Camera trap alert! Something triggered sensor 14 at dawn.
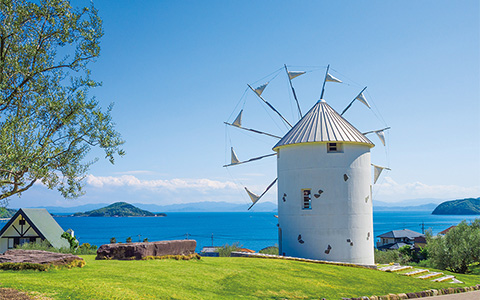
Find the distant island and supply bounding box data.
[0,208,16,218]
[432,197,480,215]
[72,202,166,217]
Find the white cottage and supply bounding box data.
[0,208,69,253]
[273,99,375,265]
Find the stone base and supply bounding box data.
[96,240,196,260]
[0,249,83,266]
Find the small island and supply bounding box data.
[72,202,166,217]
[432,197,480,215]
[0,208,17,218]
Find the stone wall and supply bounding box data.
[96,240,196,260]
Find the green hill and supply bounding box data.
[432,197,480,215]
[0,207,16,218]
[73,202,166,217]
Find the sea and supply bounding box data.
[53,212,479,252]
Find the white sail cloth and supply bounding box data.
[230,147,240,165]
[326,73,342,83]
[288,71,306,80]
[254,82,269,96]
[372,164,390,184]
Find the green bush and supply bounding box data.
[15,240,70,253]
[61,231,79,250]
[217,242,241,257]
[0,262,49,271]
[14,238,97,255]
[259,246,279,255]
[426,219,480,273]
[374,249,401,264]
[77,243,98,255]
[110,237,117,244]
[126,237,132,243]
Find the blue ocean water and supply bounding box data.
[54,212,479,252]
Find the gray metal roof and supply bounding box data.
[377,229,424,239]
[273,99,374,150]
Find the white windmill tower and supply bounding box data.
[224,65,390,265]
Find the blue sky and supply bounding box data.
[11,0,480,208]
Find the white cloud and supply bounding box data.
[85,174,237,191]
[374,177,480,202]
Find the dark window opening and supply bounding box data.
[302,189,311,209]
[327,142,343,153]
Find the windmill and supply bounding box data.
[224,65,390,265]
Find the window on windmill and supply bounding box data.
[327,142,343,153]
[302,189,312,209]
[19,219,26,225]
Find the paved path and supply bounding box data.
[421,290,480,300]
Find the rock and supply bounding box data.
[0,249,83,266]
[397,293,408,299]
[96,240,196,260]
[405,293,417,298]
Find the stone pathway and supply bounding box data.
[378,264,463,284]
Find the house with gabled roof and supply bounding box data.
[376,229,424,250]
[0,208,69,253]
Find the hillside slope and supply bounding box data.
[73,202,165,217]
[432,198,480,215]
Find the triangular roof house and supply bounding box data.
[273,99,373,150]
[0,208,69,253]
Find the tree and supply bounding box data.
[426,219,480,273]
[0,0,124,203]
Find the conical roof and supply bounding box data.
[273,99,374,150]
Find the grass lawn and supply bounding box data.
[0,255,478,299]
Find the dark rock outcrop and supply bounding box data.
[96,240,196,260]
[0,249,83,265]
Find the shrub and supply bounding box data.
[217,242,241,257]
[126,237,132,243]
[77,243,98,255]
[15,240,70,253]
[374,249,401,264]
[110,237,117,244]
[426,219,480,273]
[61,231,79,250]
[0,262,49,271]
[143,238,149,242]
[259,246,279,255]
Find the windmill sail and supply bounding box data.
[254,82,269,96]
[363,127,390,146]
[355,92,371,108]
[288,71,306,80]
[231,147,240,165]
[372,164,391,184]
[245,187,260,204]
[375,130,386,146]
[246,178,278,210]
[325,73,342,83]
[223,153,277,167]
[232,110,243,127]
[341,87,368,116]
[224,121,282,139]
